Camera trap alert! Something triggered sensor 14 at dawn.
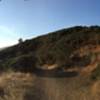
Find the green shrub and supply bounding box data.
[4,54,37,72]
[91,64,100,80]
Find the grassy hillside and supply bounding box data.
[0,26,100,72]
[0,26,100,100]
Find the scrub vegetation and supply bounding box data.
[0,26,100,100]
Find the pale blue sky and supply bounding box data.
[0,0,100,47]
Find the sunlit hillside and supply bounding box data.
[0,26,100,100]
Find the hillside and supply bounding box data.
[0,26,100,72]
[0,26,100,100]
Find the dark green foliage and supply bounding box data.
[71,54,91,67]
[91,64,100,80]
[4,54,37,72]
[0,26,100,72]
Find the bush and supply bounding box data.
[91,64,100,80]
[4,54,37,72]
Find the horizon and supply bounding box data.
[0,0,100,47]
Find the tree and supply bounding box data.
[18,38,23,44]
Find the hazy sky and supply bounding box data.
[0,0,100,47]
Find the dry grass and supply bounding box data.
[0,71,99,100]
[0,72,36,100]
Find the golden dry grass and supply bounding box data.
[0,72,35,100]
[0,71,99,100]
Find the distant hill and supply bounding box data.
[0,26,100,78]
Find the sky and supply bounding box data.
[0,0,100,47]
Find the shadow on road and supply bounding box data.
[33,68,79,78]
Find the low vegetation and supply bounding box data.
[91,64,100,80]
[0,26,99,100]
[0,26,100,72]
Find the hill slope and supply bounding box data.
[0,26,100,73]
[0,26,100,100]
